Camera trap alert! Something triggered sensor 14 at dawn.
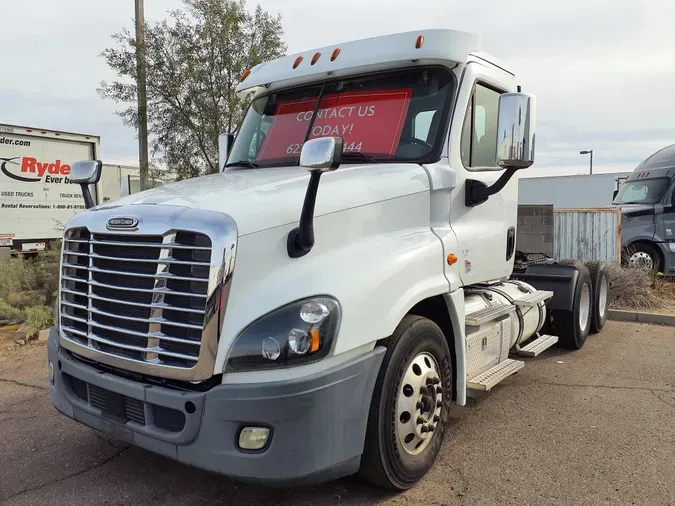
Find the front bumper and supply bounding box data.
[48,328,385,485]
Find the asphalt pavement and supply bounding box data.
[1,320,673,505]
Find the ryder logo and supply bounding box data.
[1,156,72,183]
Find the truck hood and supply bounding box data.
[97,164,430,236]
[618,203,655,218]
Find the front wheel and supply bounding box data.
[624,243,661,274]
[359,315,452,490]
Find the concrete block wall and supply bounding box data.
[517,205,554,256]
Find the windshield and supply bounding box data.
[613,177,671,205]
[227,67,454,168]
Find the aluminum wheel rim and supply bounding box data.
[598,276,609,319]
[629,251,653,270]
[579,283,591,332]
[395,352,443,456]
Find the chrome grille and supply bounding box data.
[60,227,212,370]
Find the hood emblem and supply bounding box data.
[107,217,139,230]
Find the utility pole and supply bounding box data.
[135,0,149,190]
[580,149,593,175]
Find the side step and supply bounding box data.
[516,334,559,357]
[467,359,524,391]
[513,290,553,307]
[465,304,515,327]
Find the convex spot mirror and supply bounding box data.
[495,93,536,170]
[70,160,103,184]
[299,137,343,173]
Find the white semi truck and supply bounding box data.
[47,29,611,489]
[0,124,140,255]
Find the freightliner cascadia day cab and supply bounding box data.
[612,143,675,275]
[48,30,611,489]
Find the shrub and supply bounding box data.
[0,299,25,322]
[604,261,666,309]
[24,305,53,338]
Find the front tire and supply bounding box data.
[359,315,452,490]
[624,243,661,274]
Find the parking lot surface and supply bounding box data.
[1,320,673,505]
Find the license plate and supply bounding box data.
[21,242,46,252]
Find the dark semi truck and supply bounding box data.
[613,143,675,274]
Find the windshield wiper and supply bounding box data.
[224,160,260,169]
[341,152,380,163]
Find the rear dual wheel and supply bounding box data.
[359,315,452,490]
[585,260,610,334]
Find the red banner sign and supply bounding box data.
[257,88,413,161]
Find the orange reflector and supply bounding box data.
[293,56,303,69]
[240,68,251,82]
[309,328,320,353]
[415,35,424,49]
[447,253,458,265]
[330,48,341,61]
[311,52,321,65]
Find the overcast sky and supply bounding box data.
[1,0,673,177]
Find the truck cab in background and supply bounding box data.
[48,29,610,489]
[613,143,675,275]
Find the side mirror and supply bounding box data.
[70,160,102,209]
[465,92,536,207]
[219,133,235,170]
[288,136,344,258]
[299,137,343,172]
[496,93,536,169]
[70,160,102,184]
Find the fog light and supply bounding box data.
[238,427,270,450]
[48,361,55,384]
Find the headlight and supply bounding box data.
[225,297,340,372]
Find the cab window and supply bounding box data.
[461,83,502,168]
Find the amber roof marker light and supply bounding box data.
[311,52,321,65]
[330,48,341,61]
[415,35,425,49]
[240,68,251,82]
[293,56,304,69]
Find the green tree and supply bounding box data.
[99,0,286,179]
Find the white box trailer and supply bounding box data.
[0,123,99,253]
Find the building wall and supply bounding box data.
[517,205,553,256]
[518,172,631,209]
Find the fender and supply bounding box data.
[215,191,452,374]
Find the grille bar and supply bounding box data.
[61,301,203,331]
[90,252,209,266]
[86,292,205,315]
[88,239,210,250]
[62,275,208,298]
[88,320,201,346]
[87,331,199,361]
[60,227,213,371]
[64,263,208,282]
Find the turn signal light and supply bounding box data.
[309,328,320,352]
[293,56,303,69]
[330,48,341,61]
[447,253,458,265]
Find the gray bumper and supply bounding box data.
[47,328,385,485]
